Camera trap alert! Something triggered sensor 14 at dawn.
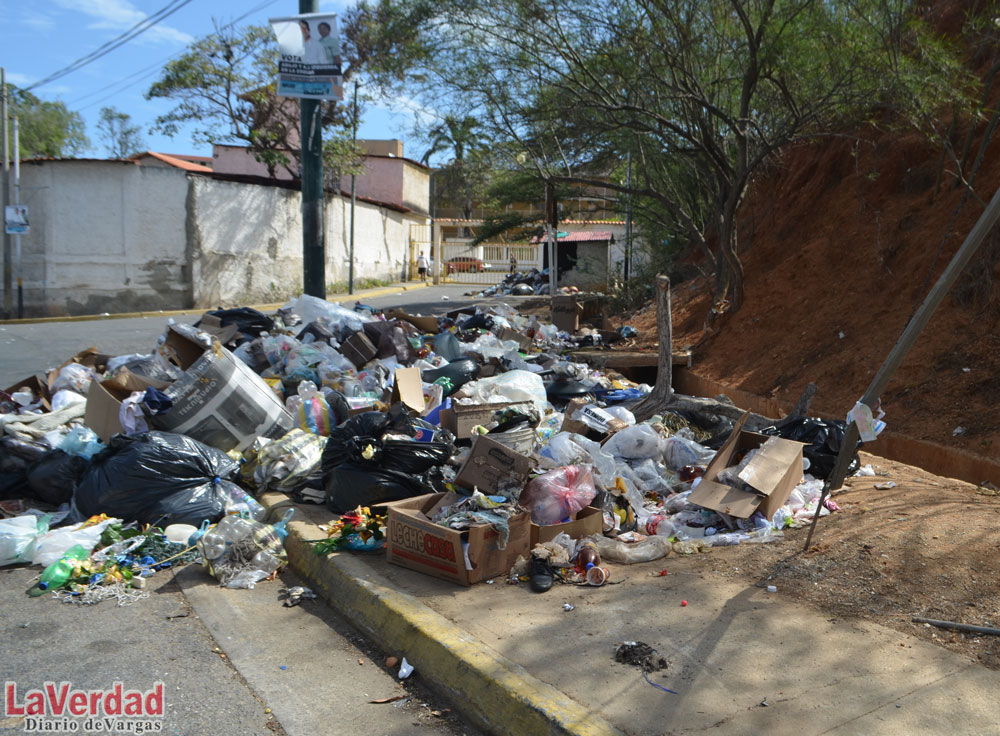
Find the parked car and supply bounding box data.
[446,256,487,273]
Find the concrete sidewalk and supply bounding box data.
[0,280,431,325]
[258,492,997,736]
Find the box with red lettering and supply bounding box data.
[385,492,530,586]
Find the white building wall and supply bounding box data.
[11,161,189,316]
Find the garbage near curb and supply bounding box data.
[3,290,859,604]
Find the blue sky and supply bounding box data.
[0,0,435,160]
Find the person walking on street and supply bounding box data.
[417,251,429,281]
[509,254,518,274]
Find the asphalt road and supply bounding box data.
[0,284,534,386]
[0,284,507,735]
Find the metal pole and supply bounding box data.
[624,150,632,282]
[546,181,557,295]
[803,181,1000,551]
[299,0,326,299]
[2,68,11,318]
[348,80,357,295]
[13,115,21,318]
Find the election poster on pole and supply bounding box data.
[269,13,343,100]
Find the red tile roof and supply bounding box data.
[530,230,615,244]
[132,151,213,172]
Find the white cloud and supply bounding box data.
[54,0,193,45]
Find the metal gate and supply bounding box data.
[409,224,432,281]
[440,242,542,284]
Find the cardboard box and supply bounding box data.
[530,505,604,546]
[341,331,378,369]
[689,412,805,519]
[391,366,426,413]
[550,295,582,334]
[497,327,533,352]
[386,492,530,585]
[385,309,439,334]
[152,325,294,452]
[84,369,171,442]
[439,400,532,439]
[454,435,534,494]
[4,375,53,411]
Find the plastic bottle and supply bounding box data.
[38,544,89,591]
[575,539,601,570]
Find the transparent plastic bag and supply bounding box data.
[50,389,88,412]
[662,433,716,470]
[519,465,597,525]
[0,514,50,566]
[464,370,548,415]
[51,363,97,395]
[32,517,118,567]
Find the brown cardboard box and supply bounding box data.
[385,309,439,334]
[84,370,171,442]
[688,412,805,519]
[4,375,53,411]
[439,400,532,439]
[497,327,533,352]
[385,492,530,585]
[454,435,534,494]
[530,505,604,546]
[391,366,426,413]
[551,295,583,334]
[341,331,378,369]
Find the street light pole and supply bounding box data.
[299,0,326,299]
[2,67,11,318]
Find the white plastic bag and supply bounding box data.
[662,433,716,470]
[50,389,88,413]
[464,370,548,416]
[0,515,50,566]
[32,517,118,567]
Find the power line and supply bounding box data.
[26,0,197,92]
[69,0,283,110]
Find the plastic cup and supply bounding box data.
[586,566,610,586]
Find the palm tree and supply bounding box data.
[421,115,488,220]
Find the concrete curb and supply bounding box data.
[0,281,432,325]
[258,492,624,736]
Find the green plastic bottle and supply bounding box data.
[38,544,89,591]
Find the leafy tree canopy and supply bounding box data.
[7,86,89,158]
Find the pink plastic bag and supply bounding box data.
[519,465,597,525]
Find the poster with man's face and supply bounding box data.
[4,206,28,235]
[269,12,343,100]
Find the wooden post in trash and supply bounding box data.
[632,275,673,420]
[803,182,1000,551]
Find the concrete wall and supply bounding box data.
[2,160,427,316]
[560,242,610,290]
[11,160,190,316]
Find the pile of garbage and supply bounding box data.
[1,292,862,598]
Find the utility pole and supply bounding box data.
[545,181,557,295]
[348,80,357,295]
[2,67,11,318]
[299,0,326,298]
[14,115,21,318]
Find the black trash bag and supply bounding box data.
[75,431,241,526]
[1,437,51,501]
[759,417,860,479]
[198,307,274,337]
[456,312,490,331]
[433,332,464,362]
[297,319,337,345]
[322,407,456,510]
[545,379,593,401]
[325,463,433,513]
[510,283,533,296]
[27,450,89,505]
[420,359,480,397]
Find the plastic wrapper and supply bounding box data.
[603,424,663,460]
[593,534,672,564]
[51,363,97,396]
[75,431,241,527]
[0,514,50,566]
[463,370,548,416]
[246,429,326,494]
[519,465,597,526]
[288,295,374,338]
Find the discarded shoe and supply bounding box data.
[529,554,554,593]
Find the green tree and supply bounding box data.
[348,0,976,326]
[146,23,354,178]
[97,106,146,158]
[421,115,491,219]
[7,86,88,158]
